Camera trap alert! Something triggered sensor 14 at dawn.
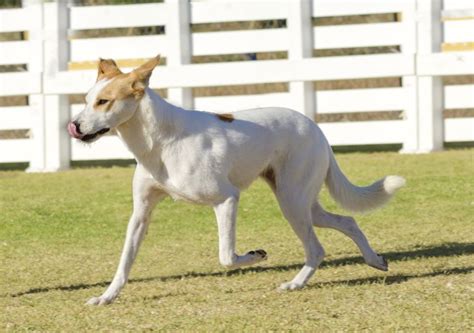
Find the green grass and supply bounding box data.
[1,150,473,331]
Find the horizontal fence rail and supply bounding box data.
[45,54,416,93]
[0,0,473,171]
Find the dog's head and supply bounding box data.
[67,55,160,142]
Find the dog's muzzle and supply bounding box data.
[67,121,110,142]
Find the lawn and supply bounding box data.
[0,149,473,331]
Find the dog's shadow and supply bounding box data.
[6,242,474,298]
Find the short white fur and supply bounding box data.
[70,58,405,305]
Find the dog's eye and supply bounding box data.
[97,99,109,106]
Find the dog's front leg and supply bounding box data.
[87,167,164,305]
[214,194,267,269]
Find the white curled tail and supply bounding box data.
[325,151,405,213]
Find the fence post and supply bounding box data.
[287,0,315,120]
[416,0,444,152]
[166,0,193,109]
[399,0,419,153]
[42,1,71,171]
[22,0,46,172]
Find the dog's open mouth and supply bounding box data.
[67,122,110,142]
[81,128,110,142]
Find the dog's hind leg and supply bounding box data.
[276,190,325,291]
[311,202,388,271]
[213,187,267,269]
[87,165,166,305]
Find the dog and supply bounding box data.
[68,56,405,305]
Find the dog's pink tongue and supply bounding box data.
[67,122,82,139]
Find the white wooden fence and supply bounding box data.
[0,0,473,171]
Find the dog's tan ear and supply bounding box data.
[133,55,161,86]
[131,55,161,98]
[97,58,122,81]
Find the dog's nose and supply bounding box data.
[72,121,82,135]
[67,121,84,139]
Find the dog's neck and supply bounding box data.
[116,88,185,160]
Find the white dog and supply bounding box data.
[68,56,405,305]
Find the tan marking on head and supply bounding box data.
[216,113,235,122]
[260,166,276,191]
[97,58,123,82]
[94,73,141,111]
[93,55,161,111]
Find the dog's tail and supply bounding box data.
[324,150,405,213]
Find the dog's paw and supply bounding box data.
[246,249,268,260]
[278,281,305,291]
[86,296,114,306]
[367,254,388,272]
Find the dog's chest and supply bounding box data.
[145,162,224,205]
[157,179,221,205]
